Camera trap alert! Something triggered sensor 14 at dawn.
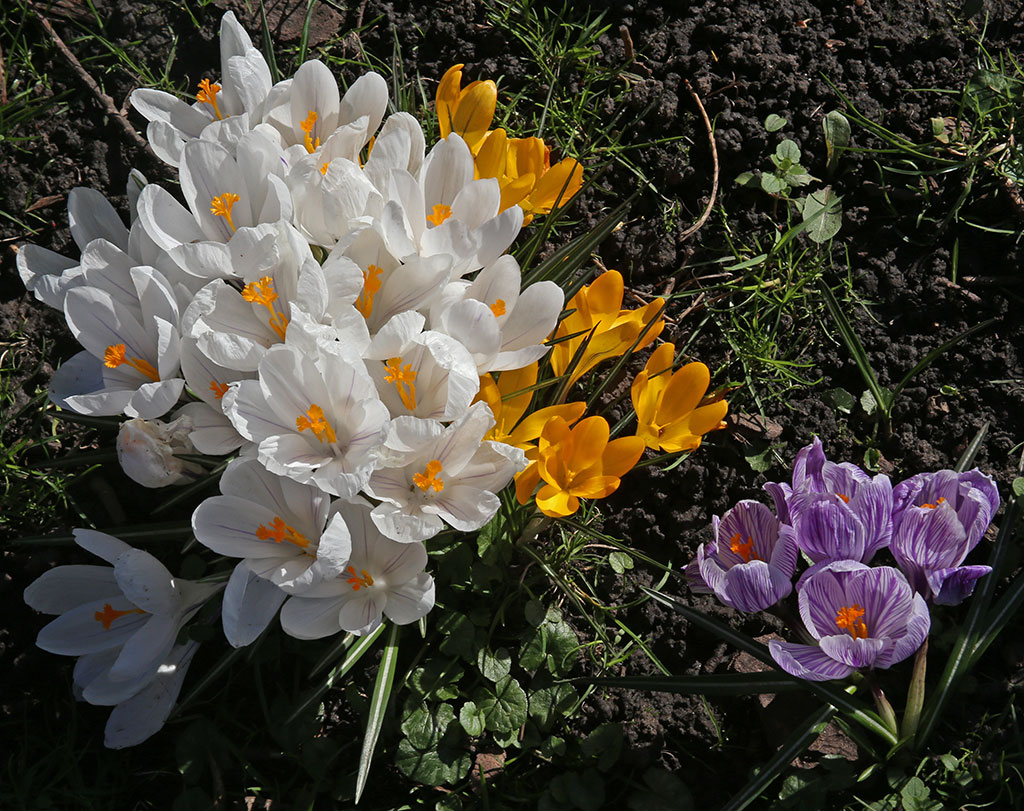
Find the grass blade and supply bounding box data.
[355,622,400,804]
[288,627,385,724]
[955,421,989,471]
[820,284,890,419]
[721,704,835,811]
[587,672,805,696]
[891,318,997,401]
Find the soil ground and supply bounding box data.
[3,0,1024,808]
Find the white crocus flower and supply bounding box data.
[223,343,389,498]
[364,311,478,421]
[187,222,326,372]
[129,12,272,166]
[103,640,200,749]
[24,529,216,707]
[117,414,204,487]
[280,499,434,638]
[365,402,525,543]
[262,60,387,160]
[191,457,352,646]
[50,266,185,419]
[327,226,452,336]
[287,153,383,248]
[431,254,564,373]
[361,112,426,195]
[176,335,252,455]
[381,134,523,276]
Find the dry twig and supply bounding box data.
[31,6,154,158]
[679,79,719,243]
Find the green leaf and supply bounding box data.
[355,623,400,803]
[930,117,950,144]
[408,657,464,700]
[529,680,578,730]
[628,768,694,811]
[761,173,788,195]
[525,599,547,627]
[776,138,801,163]
[901,777,942,811]
[394,727,472,786]
[459,700,486,736]
[477,646,512,682]
[735,171,760,188]
[765,113,787,132]
[743,439,775,473]
[473,676,528,733]
[823,110,851,171]
[542,770,606,811]
[580,723,623,770]
[1013,478,1024,498]
[401,702,455,749]
[802,187,843,243]
[609,551,634,574]
[438,612,477,662]
[288,626,384,724]
[825,387,856,415]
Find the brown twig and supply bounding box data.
[31,6,154,159]
[679,79,719,243]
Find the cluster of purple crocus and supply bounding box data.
[687,438,1001,681]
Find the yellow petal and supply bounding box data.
[536,485,579,517]
[601,435,645,478]
[566,417,610,471]
[508,401,586,447]
[659,362,711,423]
[569,474,621,500]
[528,157,583,213]
[474,373,503,422]
[586,270,625,319]
[475,129,507,180]
[515,459,541,505]
[508,137,547,178]
[645,343,676,378]
[499,173,535,212]
[453,80,497,152]
[436,64,464,140]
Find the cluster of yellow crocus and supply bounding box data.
[437,64,584,224]
[483,270,726,519]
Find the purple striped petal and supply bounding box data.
[769,523,799,578]
[792,437,827,493]
[798,563,860,639]
[931,565,992,606]
[715,500,779,566]
[762,481,793,524]
[891,502,968,573]
[819,634,890,669]
[879,593,930,667]
[684,557,712,594]
[789,494,866,563]
[720,560,791,613]
[846,566,912,640]
[768,639,855,681]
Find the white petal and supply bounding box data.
[222,564,287,647]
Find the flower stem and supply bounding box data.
[869,675,899,738]
[900,636,929,746]
[515,513,550,546]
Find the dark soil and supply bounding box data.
[3,0,1024,808]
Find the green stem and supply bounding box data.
[869,675,899,738]
[901,636,929,746]
[516,513,551,546]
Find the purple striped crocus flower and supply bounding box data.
[693,500,798,612]
[769,561,930,681]
[890,469,999,605]
[765,437,893,566]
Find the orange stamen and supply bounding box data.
[103,343,159,382]
[209,380,230,400]
[490,298,507,317]
[346,565,375,591]
[300,110,320,153]
[196,78,223,120]
[255,516,311,549]
[94,602,145,630]
[413,459,445,493]
[728,531,759,562]
[384,357,418,411]
[921,497,947,509]
[295,404,338,444]
[241,276,289,341]
[835,604,869,639]
[426,203,453,227]
[836,493,850,503]
[355,264,384,318]
[210,192,241,232]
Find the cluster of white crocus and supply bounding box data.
[20,12,566,747]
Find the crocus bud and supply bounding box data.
[117,414,203,488]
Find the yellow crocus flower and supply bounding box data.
[514,415,645,518]
[475,364,586,450]
[550,270,665,388]
[631,343,729,454]
[437,63,498,153]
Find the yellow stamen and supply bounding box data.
[295,404,338,444]
[103,343,159,382]
[490,298,507,317]
[196,78,223,120]
[835,604,869,639]
[210,192,241,232]
[384,356,418,411]
[426,203,453,227]
[355,264,384,318]
[320,161,330,176]
[921,497,947,509]
[300,109,320,153]
[209,380,230,400]
[94,602,145,630]
[728,532,759,562]
[241,276,289,341]
[255,515,311,549]
[413,459,445,493]
[346,565,375,591]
